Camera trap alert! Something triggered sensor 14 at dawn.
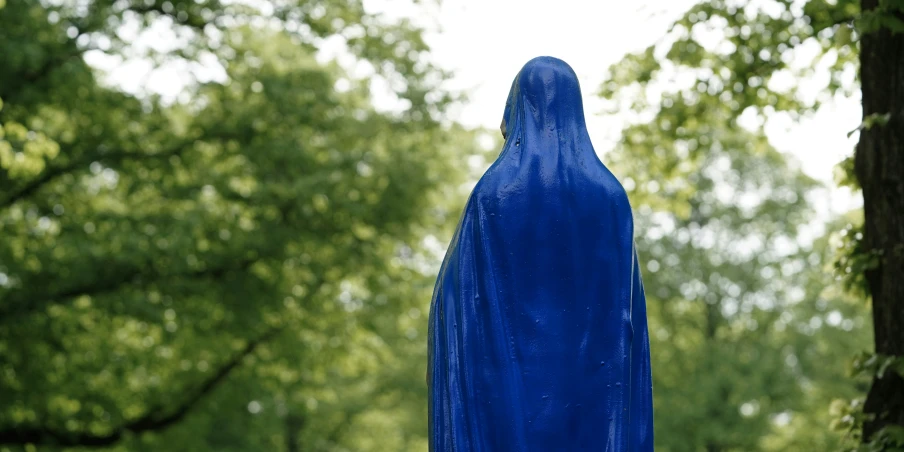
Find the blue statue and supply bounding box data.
[427,57,654,451]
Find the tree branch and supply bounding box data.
[0,327,281,447]
[0,43,95,103]
[0,256,258,320]
[1,123,254,210]
[0,140,196,210]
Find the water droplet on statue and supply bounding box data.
[600,361,605,366]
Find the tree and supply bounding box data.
[0,0,484,450]
[598,0,876,449]
[854,0,904,443]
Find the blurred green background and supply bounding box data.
[0,0,877,450]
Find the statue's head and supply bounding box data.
[500,57,587,142]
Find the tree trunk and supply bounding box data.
[856,0,904,442]
[285,413,304,452]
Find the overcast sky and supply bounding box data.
[403,0,862,225]
[91,0,862,225]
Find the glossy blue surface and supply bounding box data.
[427,57,654,451]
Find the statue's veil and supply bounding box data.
[427,56,654,451]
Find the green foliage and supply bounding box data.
[830,397,870,442]
[848,113,892,138]
[861,426,904,452]
[835,155,860,189]
[831,352,904,451]
[852,353,904,381]
[831,219,878,297]
[600,0,872,449]
[1,0,885,450]
[831,398,904,452]
[0,0,488,450]
[826,319,904,445]
[858,0,904,34]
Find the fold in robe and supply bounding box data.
[427,57,654,451]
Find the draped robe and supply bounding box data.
[427,56,654,451]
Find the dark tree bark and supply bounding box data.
[285,413,304,452]
[856,0,904,442]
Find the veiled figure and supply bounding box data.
[427,57,654,451]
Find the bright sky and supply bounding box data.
[401,0,862,229]
[92,0,863,229]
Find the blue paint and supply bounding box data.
[427,57,654,451]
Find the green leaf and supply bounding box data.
[848,113,892,138]
[858,10,885,34]
[880,0,904,12]
[881,14,904,33]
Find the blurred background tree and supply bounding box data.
[600,0,900,450]
[1,0,898,450]
[0,0,489,450]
